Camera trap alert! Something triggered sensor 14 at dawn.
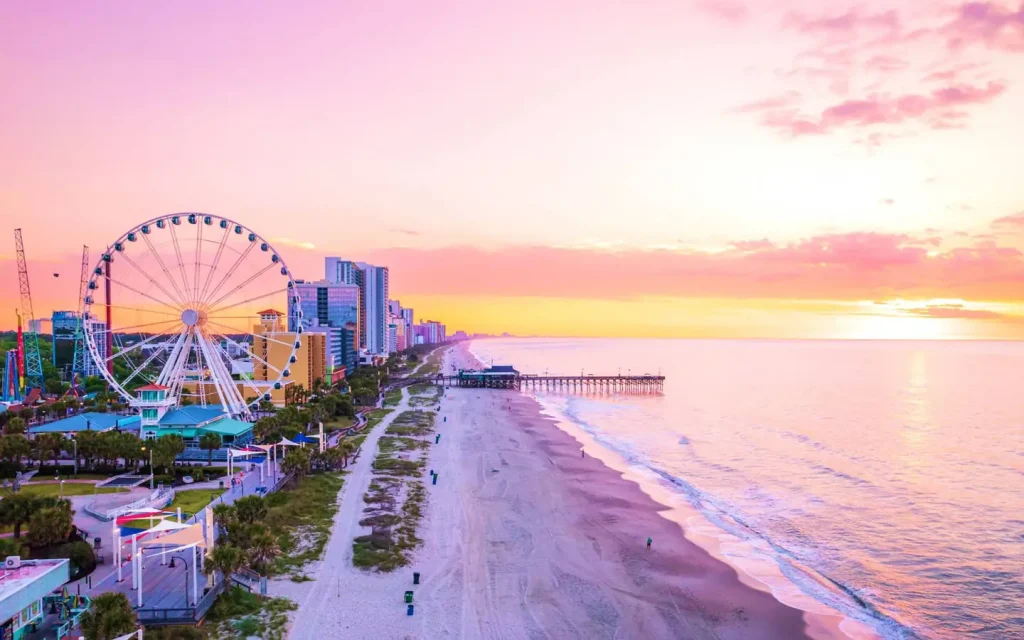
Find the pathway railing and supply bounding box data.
[85,486,175,521]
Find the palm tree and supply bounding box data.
[337,440,356,468]
[0,494,38,539]
[246,524,280,573]
[199,433,223,466]
[205,545,245,587]
[27,502,73,548]
[79,592,136,640]
[281,447,311,479]
[233,495,268,525]
[38,433,65,469]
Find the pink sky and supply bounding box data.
[1,0,1023,338]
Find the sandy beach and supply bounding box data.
[285,343,824,639]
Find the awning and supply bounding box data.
[292,434,318,444]
[277,437,300,447]
[227,448,263,458]
[140,522,207,549]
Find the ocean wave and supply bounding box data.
[539,396,913,640]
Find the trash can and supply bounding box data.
[404,591,414,604]
[413,572,420,585]
[219,480,224,489]
[432,474,438,486]
[407,604,414,616]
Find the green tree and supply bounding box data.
[205,545,245,586]
[199,433,223,466]
[150,435,185,474]
[79,592,136,640]
[5,417,26,435]
[0,537,24,559]
[27,502,73,548]
[0,434,31,466]
[281,447,311,479]
[246,524,280,573]
[0,493,38,539]
[233,495,268,525]
[37,433,66,468]
[337,440,356,468]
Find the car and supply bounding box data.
[182,476,194,484]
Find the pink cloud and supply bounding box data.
[696,0,748,23]
[923,61,986,82]
[365,232,1024,302]
[784,9,901,35]
[881,198,896,205]
[865,55,908,72]
[993,211,1024,227]
[760,81,1005,137]
[943,2,1024,52]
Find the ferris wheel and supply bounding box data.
[82,213,303,420]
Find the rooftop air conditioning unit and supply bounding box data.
[5,556,21,569]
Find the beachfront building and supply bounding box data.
[325,258,390,355]
[0,559,72,640]
[145,404,254,461]
[413,320,447,345]
[340,322,359,374]
[252,310,327,405]
[355,263,390,355]
[288,279,360,382]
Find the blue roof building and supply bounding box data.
[28,412,140,435]
[140,403,255,462]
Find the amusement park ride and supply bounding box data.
[5,216,302,421]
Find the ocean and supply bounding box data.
[467,338,1024,640]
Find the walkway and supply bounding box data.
[287,385,414,638]
[74,456,283,612]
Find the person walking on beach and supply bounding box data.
[646,536,652,550]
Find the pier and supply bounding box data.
[435,366,664,394]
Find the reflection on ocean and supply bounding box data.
[470,338,1024,640]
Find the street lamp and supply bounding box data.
[168,555,191,606]
[141,445,154,490]
[72,436,78,476]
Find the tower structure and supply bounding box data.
[14,229,45,392]
[72,245,90,382]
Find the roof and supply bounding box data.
[0,560,70,621]
[28,412,140,434]
[200,418,253,438]
[486,365,519,374]
[135,384,169,391]
[155,428,198,439]
[258,309,284,316]
[159,405,228,427]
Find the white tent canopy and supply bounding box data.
[140,522,207,549]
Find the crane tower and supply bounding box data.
[14,229,45,392]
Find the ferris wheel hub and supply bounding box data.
[181,309,201,326]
